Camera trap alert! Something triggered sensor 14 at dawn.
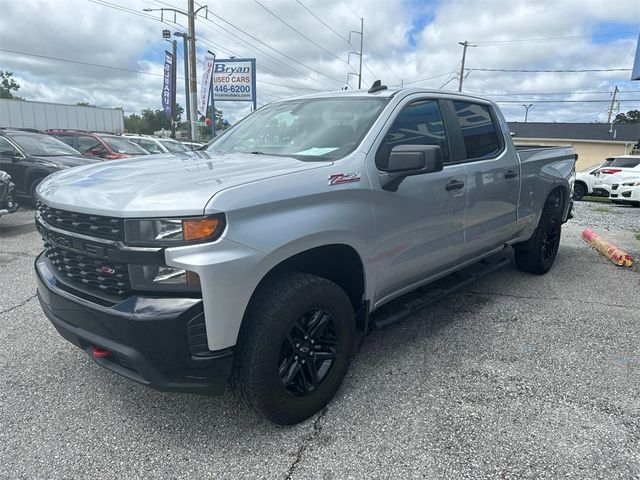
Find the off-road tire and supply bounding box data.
[514,195,563,274]
[231,272,355,425]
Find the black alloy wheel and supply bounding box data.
[278,309,339,397]
[541,221,559,262]
[573,183,586,201]
[232,272,355,425]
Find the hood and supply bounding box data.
[37,151,331,217]
[33,155,102,168]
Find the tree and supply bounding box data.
[0,70,20,99]
[123,103,184,135]
[76,101,96,107]
[613,110,640,123]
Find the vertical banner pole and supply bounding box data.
[252,58,257,111]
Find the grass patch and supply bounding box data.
[635,232,640,242]
[592,206,622,214]
[581,196,610,204]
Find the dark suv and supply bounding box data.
[0,128,99,203]
[48,130,149,159]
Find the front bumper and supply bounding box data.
[35,254,233,394]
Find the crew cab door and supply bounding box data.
[447,100,519,257]
[369,97,467,305]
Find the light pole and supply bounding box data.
[174,32,191,141]
[522,104,533,123]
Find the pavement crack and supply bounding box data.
[284,406,328,480]
[0,294,36,315]
[460,290,640,311]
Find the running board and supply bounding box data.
[370,254,511,330]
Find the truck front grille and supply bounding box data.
[37,201,125,241]
[44,243,131,296]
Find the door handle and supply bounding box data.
[504,170,518,179]
[445,179,465,191]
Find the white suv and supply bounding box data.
[573,161,611,200]
[593,156,640,198]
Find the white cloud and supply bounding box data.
[0,0,639,124]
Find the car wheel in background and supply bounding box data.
[573,182,586,201]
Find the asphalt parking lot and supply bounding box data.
[1,202,639,479]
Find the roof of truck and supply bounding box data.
[277,87,496,104]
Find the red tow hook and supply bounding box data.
[91,346,112,358]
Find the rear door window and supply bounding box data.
[610,158,640,168]
[376,99,449,169]
[452,101,502,160]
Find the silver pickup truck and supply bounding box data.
[34,85,576,425]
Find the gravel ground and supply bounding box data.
[1,204,639,479]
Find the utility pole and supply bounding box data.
[348,20,363,89]
[174,32,191,140]
[358,18,363,89]
[187,0,199,141]
[522,104,533,123]
[458,41,475,92]
[606,86,619,124]
[143,2,208,141]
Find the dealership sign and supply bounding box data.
[212,58,256,108]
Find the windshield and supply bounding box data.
[205,97,388,160]
[102,136,149,155]
[159,139,189,153]
[610,158,640,168]
[11,134,81,156]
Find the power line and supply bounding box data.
[199,14,342,87]
[472,90,640,96]
[295,0,350,44]
[469,67,632,73]
[253,0,349,64]
[496,99,640,104]
[0,47,164,78]
[473,31,640,46]
[401,71,459,85]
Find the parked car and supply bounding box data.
[0,170,19,217]
[593,156,640,197]
[573,159,613,200]
[34,87,576,425]
[124,135,190,154]
[181,141,205,150]
[48,130,149,159]
[0,128,99,202]
[611,178,640,207]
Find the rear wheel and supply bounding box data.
[573,182,586,201]
[232,272,355,425]
[515,194,563,274]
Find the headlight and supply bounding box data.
[128,264,201,292]
[622,180,640,187]
[124,215,225,246]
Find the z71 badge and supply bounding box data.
[328,172,361,186]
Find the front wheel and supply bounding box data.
[573,182,586,201]
[232,273,355,425]
[28,176,46,205]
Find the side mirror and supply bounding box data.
[379,145,443,191]
[0,150,20,160]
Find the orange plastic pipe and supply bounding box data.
[581,229,633,267]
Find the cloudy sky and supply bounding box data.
[1,0,639,124]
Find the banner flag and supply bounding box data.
[199,53,215,114]
[162,51,173,117]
